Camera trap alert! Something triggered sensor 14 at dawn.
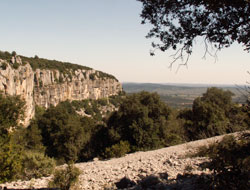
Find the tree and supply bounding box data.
[0,93,25,136]
[179,87,249,140]
[194,133,250,190]
[104,92,173,154]
[0,135,24,183]
[37,102,90,163]
[137,0,250,61]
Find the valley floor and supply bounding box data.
[1,132,243,190]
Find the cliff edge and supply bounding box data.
[0,52,122,126]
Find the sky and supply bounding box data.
[0,0,249,85]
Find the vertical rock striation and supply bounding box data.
[0,56,122,126]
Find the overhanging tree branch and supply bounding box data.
[138,0,250,64]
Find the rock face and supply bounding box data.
[0,57,34,125]
[0,56,122,126]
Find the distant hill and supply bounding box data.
[122,83,246,108]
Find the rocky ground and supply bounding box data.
[1,133,241,190]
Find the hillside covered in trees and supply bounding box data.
[0,87,249,188]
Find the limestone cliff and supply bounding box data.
[0,55,122,126]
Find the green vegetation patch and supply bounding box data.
[0,51,12,62]
[191,133,250,190]
[48,163,80,190]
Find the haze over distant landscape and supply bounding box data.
[0,0,249,85]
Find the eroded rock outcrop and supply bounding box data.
[0,56,122,126]
[0,57,34,125]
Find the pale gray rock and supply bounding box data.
[0,58,122,126]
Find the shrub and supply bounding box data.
[48,164,80,190]
[103,141,130,158]
[20,151,55,180]
[97,98,108,106]
[12,62,19,69]
[11,51,16,56]
[0,62,7,70]
[193,132,250,190]
[0,137,23,183]
[89,73,95,80]
[0,51,12,61]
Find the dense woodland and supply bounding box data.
[0,87,249,188]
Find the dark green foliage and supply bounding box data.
[20,55,91,72]
[0,136,23,183]
[20,151,55,180]
[11,51,16,56]
[98,71,118,81]
[0,51,12,61]
[12,62,19,69]
[33,97,125,162]
[103,91,180,157]
[0,62,7,70]
[38,102,89,163]
[71,99,91,112]
[24,123,45,152]
[0,93,25,135]
[97,98,108,106]
[48,164,80,190]
[89,73,95,80]
[79,124,109,161]
[109,94,124,107]
[179,87,247,140]
[193,133,250,190]
[58,75,64,83]
[103,141,130,158]
[138,0,250,56]
[227,104,250,132]
[0,94,54,183]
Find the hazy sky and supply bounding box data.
[0,0,249,85]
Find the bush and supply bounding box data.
[103,141,130,158]
[0,62,7,70]
[97,98,108,106]
[12,62,19,69]
[89,73,95,80]
[48,164,80,190]
[0,137,23,183]
[11,51,16,56]
[21,151,55,180]
[0,51,12,61]
[193,132,250,190]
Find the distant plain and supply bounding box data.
[122,83,247,108]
